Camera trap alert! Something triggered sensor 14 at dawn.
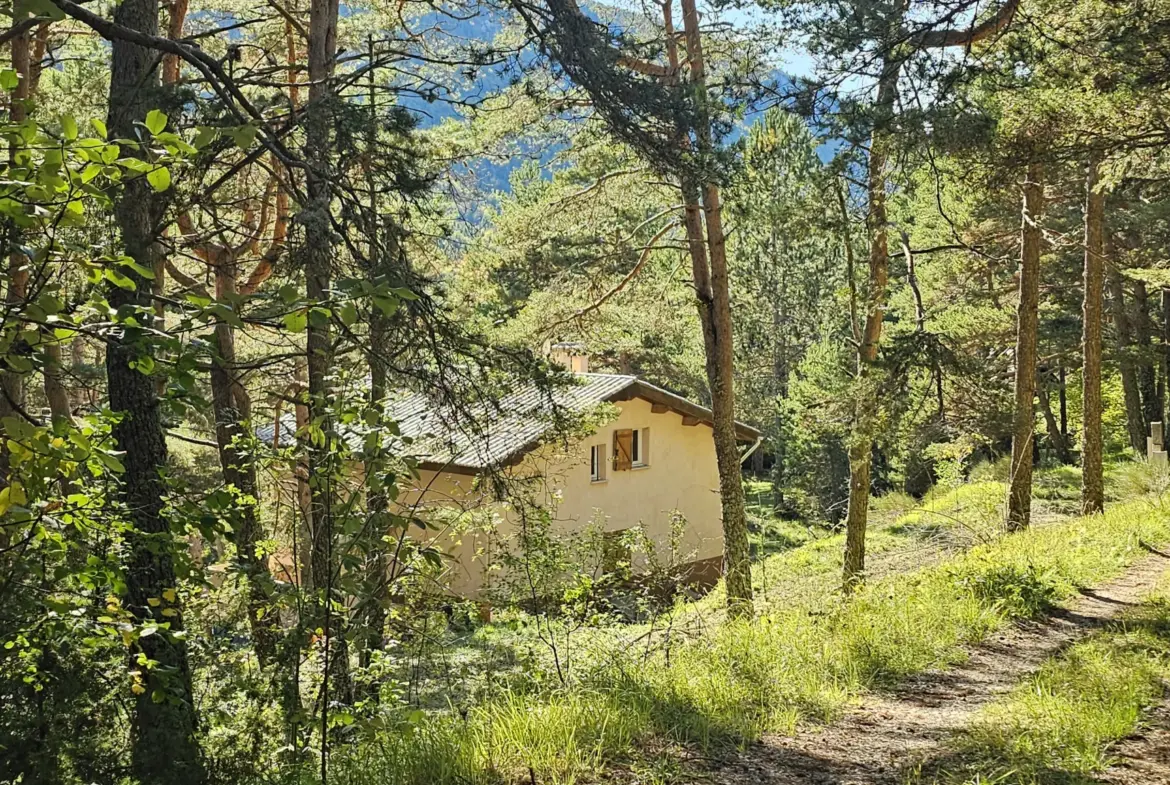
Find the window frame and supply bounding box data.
[590,443,607,483]
[632,427,649,468]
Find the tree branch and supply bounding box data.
[915,0,1020,49]
[543,218,681,335]
[47,0,305,184]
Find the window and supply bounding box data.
[613,428,650,471]
[613,429,633,471]
[590,444,607,482]
[632,428,649,467]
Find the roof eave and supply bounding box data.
[606,379,763,442]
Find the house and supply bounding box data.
[262,348,762,599]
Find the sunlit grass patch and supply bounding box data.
[335,489,1170,785]
[891,481,1006,543]
[915,585,1170,784]
[596,497,1170,749]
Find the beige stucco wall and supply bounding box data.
[398,396,726,597]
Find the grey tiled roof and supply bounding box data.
[256,372,761,472]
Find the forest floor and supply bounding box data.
[705,547,1170,785]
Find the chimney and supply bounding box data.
[549,342,589,373]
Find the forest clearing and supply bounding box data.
[4,0,1170,783]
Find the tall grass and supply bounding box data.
[915,584,1170,783]
[333,494,1170,785]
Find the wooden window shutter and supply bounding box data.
[613,429,633,471]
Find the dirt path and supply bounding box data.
[1095,695,1170,784]
[709,548,1170,785]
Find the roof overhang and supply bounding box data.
[605,379,763,443]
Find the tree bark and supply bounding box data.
[1107,266,1145,454]
[209,262,277,668]
[676,0,752,617]
[357,76,391,668]
[0,17,33,487]
[1081,154,1106,515]
[1133,278,1160,429]
[14,20,71,430]
[1163,288,1170,426]
[304,0,352,705]
[358,286,390,668]
[1006,163,1043,531]
[1038,383,1071,464]
[843,57,897,592]
[106,0,204,778]
[1059,366,1069,441]
[42,341,72,425]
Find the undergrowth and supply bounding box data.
[329,486,1170,785]
[911,579,1170,784]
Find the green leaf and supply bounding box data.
[372,296,399,317]
[0,482,26,516]
[278,284,299,305]
[0,70,19,91]
[308,307,331,328]
[103,268,136,291]
[129,355,155,375]
[144,109,167,136]
[146,166,171,192]
[6,356,32,373]
[339,303,358,327]
[61,116,78,141]
[17,0,65,21]
[97,451,125,474]
[192,126,217,150]
[116,157,151,173]
[283,310,307,333]
[228,124,257,150]
[119,257,156,279]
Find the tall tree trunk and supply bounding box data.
[0,18,33,487]
[357,73,390,668]
[843,57,898,592]
[1081,154,1106,515]
[43,342,72,425]
[12,21,71,430]
[1007,163,1043,530]
[1038,383,1072,464]
[106,0,204,778]
[1163,288,1170,426]
[1107,266,1145,454]
[210,263,277,668]
[1059,366,1069,441]
[3,17,70,431]
[1133,278,1160,428]
[677,0,752,617]
[358,294,390,669]
[770,298,788,513]
[304,0,352,706]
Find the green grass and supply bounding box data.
[329,483,1170,785]
[913,581,1170,784]
[604,496,1170,749]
